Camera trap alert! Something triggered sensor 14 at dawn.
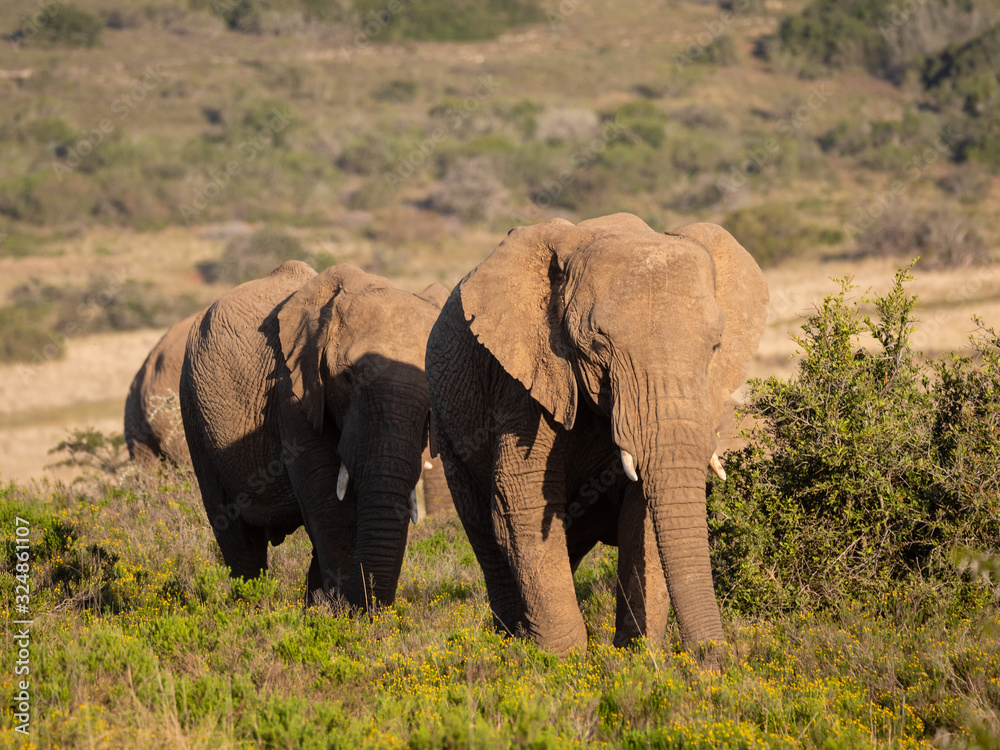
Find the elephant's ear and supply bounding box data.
[277,264,390,432]
[416,282,450,309]
[674,223,769,425]
[460,218,582,428]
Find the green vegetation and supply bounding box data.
[921,23,1000,168]
[354,0,545,42]
[196,227,333,284]
[0,275,202,363]
[709,267,1000,615]
[48,427,128,475]
[1,464,997,746]
[774,0,999,79]
[9,3,103,47]
[1,0,998,275]
[722,202,819,267]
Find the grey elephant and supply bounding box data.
[124,310,202,470]
[425,214,768,659]
[181,260,446,607]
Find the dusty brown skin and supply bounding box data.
[124,310,202,470]
[181,261,445,607]
[123,304,450,513]
[426,214,768,660]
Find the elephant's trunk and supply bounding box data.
[616,373,725,660]
[339,384,427,608]
[346,451,413,607]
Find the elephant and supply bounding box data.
[124,310,203,470]
[180,260,447,607]
[425,214,768,660]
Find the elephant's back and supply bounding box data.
[183,262,315,453]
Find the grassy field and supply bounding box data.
[1,473,998,748]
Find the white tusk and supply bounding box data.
[423,461,434,470]
[621,449,638,482]
[409,489,419,524]
[337,464,349,501]
[710,453,727,481]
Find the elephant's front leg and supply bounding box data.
[492,423,587,656]
[614,484,670,647]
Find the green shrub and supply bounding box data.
[709,267,1000,614]
[198,228,307,284]
[776,0,892,74]
[355,0,545,42]
[700,33,738,66]
[602,100,668,148]
[373,79,418,103]
[775,0,999,80]
[920,24,1000,168]
[0,304,62,363]
[723,202,817,267]
[0,275,203,360]
[11,4,103,47]
[921,23,1000,112]
[49,428,128,475]
[853,205,987,268]
[817,112,941,170]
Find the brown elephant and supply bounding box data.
[124,308,451,514]
[181,260,446,607]
[425,214,768,660]
[124,310,202,470]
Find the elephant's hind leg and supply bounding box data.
[189,441,268,580]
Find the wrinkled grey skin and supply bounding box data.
[181,261,445,607]
[124,310,202,470]
[425,214,768,661]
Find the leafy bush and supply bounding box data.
[0,275,203,363]
[0,304,62,363]
[198,228,307,284]
[10,4,103,47]
[723,202,818,267]
[427,156,507,221]
[853,205,987,268]
[775,0,893,74]
[699,33,739,66]
[354,0,545,42]
[817,111,941,170]
[774,0,999,81]
[373,79,418,103]
[602,100,668,148]
[920,23,1000,168]
[709,267,1000,614]
[49,428,128,475]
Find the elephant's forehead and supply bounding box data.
[340,292,438,363]
[569,233,715,294]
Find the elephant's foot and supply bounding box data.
[522,614,588,657]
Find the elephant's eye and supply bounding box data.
[712,341,722,353]
[342,370,356,387]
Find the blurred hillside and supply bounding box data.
[0,0,998,479]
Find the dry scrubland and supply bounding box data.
[1,0,999,746]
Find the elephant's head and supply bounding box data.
[277,265,444,607]
[460,214,768,651]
